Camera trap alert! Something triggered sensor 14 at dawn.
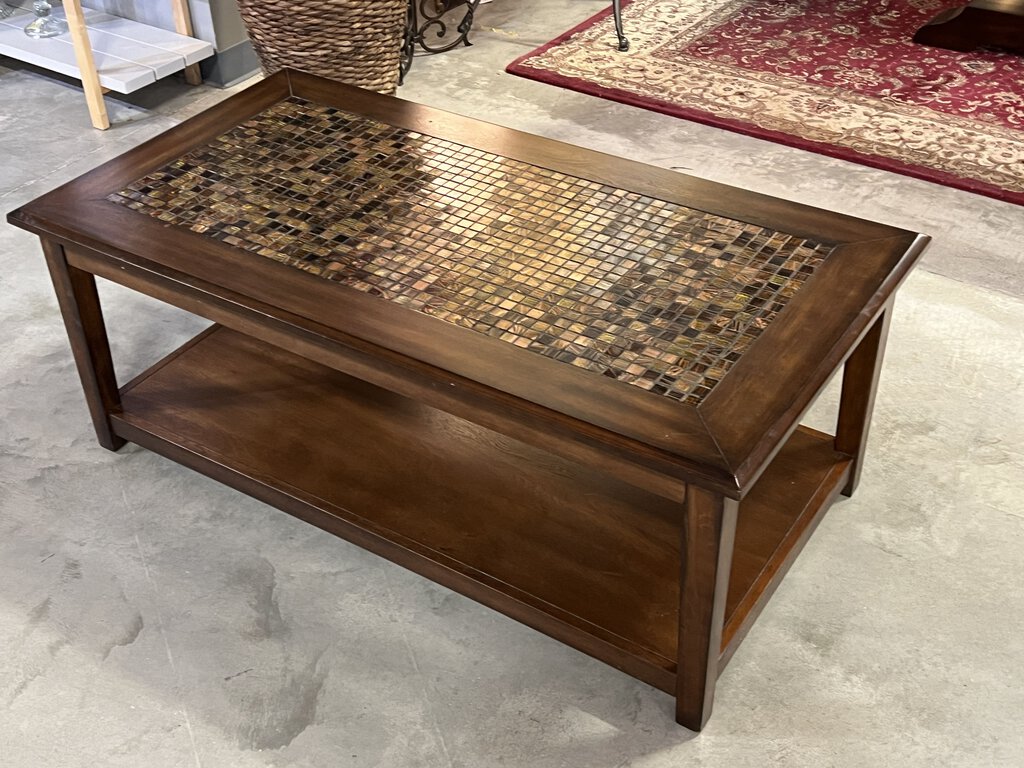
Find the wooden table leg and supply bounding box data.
[43,240,126,451]
[676,485,738,730]
[836,304,893,497]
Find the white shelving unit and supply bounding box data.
[0,0,214,129]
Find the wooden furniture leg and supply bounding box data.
[170,0,203,85]
[42,240,125,451]
[676,485,738,730]
[836,305,893,497]
[63,0,109,130]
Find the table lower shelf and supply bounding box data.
[111,325,852,694]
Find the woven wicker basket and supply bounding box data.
[235,0,408,93]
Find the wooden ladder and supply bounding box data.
[63,0,203,129]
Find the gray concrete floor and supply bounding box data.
[2,1,1023,765]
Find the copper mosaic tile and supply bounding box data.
[108,98,835,404]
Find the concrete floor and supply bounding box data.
[2,1,1023,765]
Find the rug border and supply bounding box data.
[505,1,1022,208]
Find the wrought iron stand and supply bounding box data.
[400,0,483,83]
[612,0,628,51]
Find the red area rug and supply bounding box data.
[507,0,1024,205]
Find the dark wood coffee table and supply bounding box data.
[914,0,1024,55]
[7,71,928,731]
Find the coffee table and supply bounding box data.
[914,0,1024,55]
[7,70,928,731]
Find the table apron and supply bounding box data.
[63,242,707,502]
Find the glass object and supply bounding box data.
[24,1,68,38]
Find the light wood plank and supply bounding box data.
[87,13,212,66]
[63,0,109,129]
[86,28,192,80]
[0,22,157,92]
[0,5,213,93]
[169,0,202,84]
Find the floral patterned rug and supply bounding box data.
[507,0,1024,205]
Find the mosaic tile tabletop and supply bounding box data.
[108,98,835,405]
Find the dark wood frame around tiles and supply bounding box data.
[8,70,929,731]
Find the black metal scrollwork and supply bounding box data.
[400,0,483,84]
